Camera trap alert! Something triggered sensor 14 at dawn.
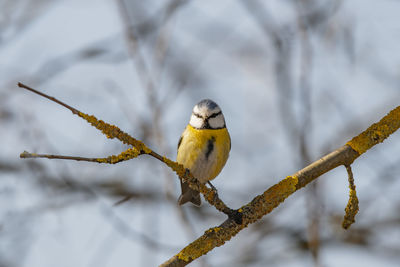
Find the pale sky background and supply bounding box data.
[1,0,400,266]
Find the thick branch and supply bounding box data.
[161,106,400,267]
[160,145,358,266]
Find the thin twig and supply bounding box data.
[20,151,101,162]
[20,149,140,164]
[342,164,359,229]
[345,165,356,190]
[18,82,79,115]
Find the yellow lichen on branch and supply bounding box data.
[259,176,298,214]
[95,148,141,164]
[78,112,151,153]
[347,106,400,155]
[161,156,187,179]
[161,155,236,217]
[342,188,359,229]
[167,176,299,266]
[342,165,359,229]
[161,146,355,266]
[242,176,298,223]
[177,226,235,262]
[77,111,233,214]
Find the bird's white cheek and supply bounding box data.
[193,105,200,115]
[189,114,204,129]
[208,114,225,128]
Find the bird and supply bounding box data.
[177,99,231,206]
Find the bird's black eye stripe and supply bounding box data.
[193,112,202,118]
[208,111,222,119]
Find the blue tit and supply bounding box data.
[177,99,231,206]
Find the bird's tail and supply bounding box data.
[178,179,201,206]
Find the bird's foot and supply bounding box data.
[207,181,219,201]
[228,209,243,225]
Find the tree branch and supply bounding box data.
[17,82,400,266]
[17,83,241,222]
[160,106,400,266]
[20,148,140,164]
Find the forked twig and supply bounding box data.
[20,148,140,164]
[17,82,241,223]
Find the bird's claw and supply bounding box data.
[228,209,243,225]
[207,181,219,201]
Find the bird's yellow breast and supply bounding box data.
[177,125,230,183]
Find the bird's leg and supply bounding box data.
[206,181,243,224]
[207,181,219,202]
[184,168,190,179]
[207,181,217,191]
[228,209,243,225]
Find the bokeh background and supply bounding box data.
[1,0,400,266]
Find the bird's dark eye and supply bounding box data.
[208,111,222,119]
[193,112,202,119]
